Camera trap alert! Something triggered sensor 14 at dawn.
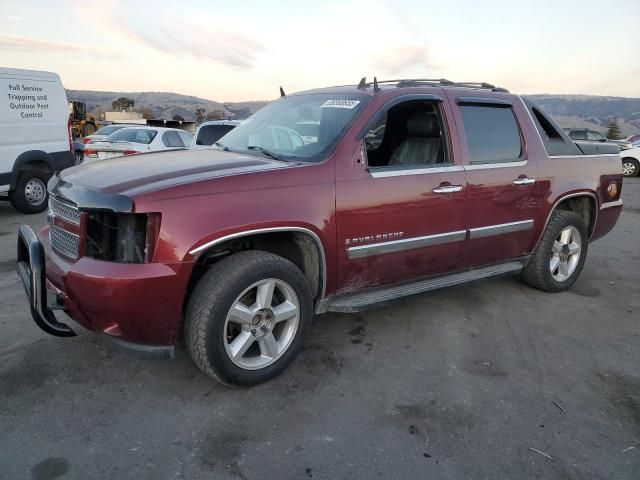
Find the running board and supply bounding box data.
[316,261,525,314]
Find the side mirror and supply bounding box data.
[600,137,607,142]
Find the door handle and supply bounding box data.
[432,185,463,194]
[513,177,536,186]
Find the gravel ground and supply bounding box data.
[1,178,639,480]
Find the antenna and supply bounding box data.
[357,77,367,89]
[373,77,380,93]
[279,86,286,97]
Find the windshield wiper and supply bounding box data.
[247,145,283,161]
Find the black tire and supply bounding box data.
[82,123,96,137]
[521,210,588,292]
[185,250,313,386]
[622,157,639,177]
[9,170,50,214]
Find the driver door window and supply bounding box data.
[364,101,450,169]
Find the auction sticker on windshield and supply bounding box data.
[321,99,361,109]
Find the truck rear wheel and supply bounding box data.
[185,250,313,385]
[521,210,588,292]
[9,171,50,214]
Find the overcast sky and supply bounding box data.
[1,0,639,101]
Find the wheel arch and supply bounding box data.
[185,227,327,306]
[10,150,55,190]
[533,191,598,252]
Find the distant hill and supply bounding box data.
[67,89,640,136]
[527,94,640,136]
[66,90,270,121]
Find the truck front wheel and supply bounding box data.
[185,250,313,385]
[521,210,588,292]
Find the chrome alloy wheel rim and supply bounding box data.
[550,226,582,282]
[223,278,300,370]
[622,161,636,176]
[25,178,46,206]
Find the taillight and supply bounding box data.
[121,150,139,156]
[81,137,92,144]
[84,148,98,158]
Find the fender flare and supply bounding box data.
[11,150,55,190]
[188,226,328,298]
[532,191,599,252]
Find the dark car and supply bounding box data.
[564,128,632,150]
[72,140,84,165]
[17,78,623,386]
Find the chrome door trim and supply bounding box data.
[464,160,528,170]
[547,154,621,159]
[189,227,327,297]
[469,219,534,239]
[347,230,466,260]
[600,199,622,210]
[369,165,464,178]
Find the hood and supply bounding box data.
[52,148,288,212]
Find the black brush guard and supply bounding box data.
[16,225,76,337]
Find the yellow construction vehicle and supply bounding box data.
[69,101,98,138]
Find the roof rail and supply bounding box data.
[358,78,509,93]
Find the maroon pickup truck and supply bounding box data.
[17,78,623,385]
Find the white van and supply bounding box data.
[1,68,73,213]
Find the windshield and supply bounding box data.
[94,125,125,136]
[106,128,157,145]
[218,93,369,161]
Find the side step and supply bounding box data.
[317,261,524,314]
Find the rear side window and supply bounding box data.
[177,131,193,147]
[162,131,184,147]
[459,106,522,164]
[569,130,587,140]
[526,102,582,156]
[196,125,236,146]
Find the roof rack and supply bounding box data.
[358,78,509,93]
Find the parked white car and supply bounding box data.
[0,67,74,213]
[81,123,139,144]
[621,147,640,177]
[192,120,241,149]
[83,126,193,163]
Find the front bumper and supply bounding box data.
[17,225,193,358]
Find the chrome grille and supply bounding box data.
[49,196,81,225]
[49,225,80,259]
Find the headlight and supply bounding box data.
[85,212,161,263]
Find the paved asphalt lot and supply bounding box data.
[1,179,639,480]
